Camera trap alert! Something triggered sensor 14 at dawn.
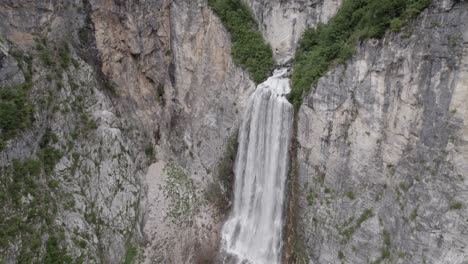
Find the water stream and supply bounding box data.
[220,68,294,264]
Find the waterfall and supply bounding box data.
[220,68,294,264]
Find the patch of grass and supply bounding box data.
[59,43,71,69]
[156,83,165,105]
[338,250,345,260]
[44,235,72,264]
[410,208,418,221]
[345,191,355,200]
[306,192,314,205]
[164,163,198,226]
[370,230,392,263]
[208,0,274,83]
[380,247,391,259]
[0,85,34,149]
[0,50,35,150]
[36,128,62,176]
[290,0,431,108]
[123,246,138,264]
[399,182,410,192]
[356,209,373,226]
[450,202,463,210]
[0,154,69,261]
[339,209,373,241]
[390,18,404,32]
[448,34,458,48]
[291,231,310,264]
[383,230,391,247]
[145,145,154,158]
[40,47,54,67]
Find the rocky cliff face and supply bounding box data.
[241,0,468,263]
[243,0,342,64]
[0,0,252,263]
[142,0,254,262]
[1,0,467,263]
[295,1,468,263]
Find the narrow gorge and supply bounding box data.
[1,0,467,264]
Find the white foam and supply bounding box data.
[220,68,294,264]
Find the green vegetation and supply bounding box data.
[338,250,345,260]
[0,84,34,149]
[450,202,463,210]
[37,39,73,70]
[356,208,373,226]
[0,118,66,261]
[380,247,391,259]
[291,231,310,264]
[123,246,138,264]
[448,34,458,48]
[290,0,431,108]
[39,47,54,67]
[410,208,418,221]
[339,208,374,241]
[164,163,198,226]
[383,230,391,247]
[208,0,274,83]
[390,18,404,32]
[371,230,392,263]
[306,192,314,206]
[399,182,410,192]
[38,128,63,175]
[145,145,154,158]
[345,191,355,200]
[0,155,69,262]
[44,235,72,264]
[39,146,63,175]
[156,83,165,105]
[0,52,34,150]
[59,43,71,69]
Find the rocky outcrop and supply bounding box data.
[295,1,468,263]
[243,0,342,64]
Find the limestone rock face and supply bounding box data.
[0,0,252,263]
[295,1,468,263]
[243,0,342,64]
[1,0,468,263]
[142,0,254,262]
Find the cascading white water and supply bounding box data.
[220,68,294,264]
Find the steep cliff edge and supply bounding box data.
[296,1,468,263]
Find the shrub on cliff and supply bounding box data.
[208,0,274,83]
[290,0,432,109]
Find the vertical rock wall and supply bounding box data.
[296,1,468,263]
[243,0,342,63]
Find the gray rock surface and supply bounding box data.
[0,0,252,263]
[142,0,254,262]
[1,0,467,263]
[295,1,468,263]
[243,0,342,64]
